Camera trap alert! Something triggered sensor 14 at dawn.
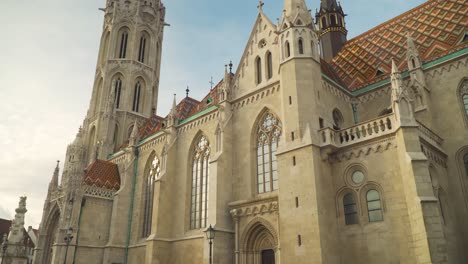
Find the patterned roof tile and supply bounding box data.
[83,160,120,191]
[328,0,468,91]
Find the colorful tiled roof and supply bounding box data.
[83,160,120,191]
[329,0,468,91]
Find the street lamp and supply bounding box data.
[204,225,215,264]
[1,234,8,264]
[63,228,74,264]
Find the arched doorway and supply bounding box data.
[43,210,60,264]
[241,219,278,264]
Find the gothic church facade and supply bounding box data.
[34,0,468,263]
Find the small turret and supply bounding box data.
[406,32,427,90]
[48,161,60,192]
[282,0,313,26]
[167,94,179,127]
[315,0,347,61]
[129,120,140,147]
[391,59,415,125]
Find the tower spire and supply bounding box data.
[316,0,347,61]
[282,0,313,25]
[49,160,60,191]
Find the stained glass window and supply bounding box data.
[257,112,282,193]
[142,155,160,237]
[190,136,210,229]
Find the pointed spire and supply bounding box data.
[49,160,60,190]
[282,0,312,24]
[170,93,177,115]
[391,59,402,102]
[406,32,422,70]
[320,0,339,10]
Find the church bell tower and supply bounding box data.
[82,0,166,163]
[315,0,347,61]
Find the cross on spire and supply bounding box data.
[186,86,190,97]
[209,77,214,89]
[257,1,264,11]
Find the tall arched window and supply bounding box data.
[266,51,273,80]
[330,14,337,26]
[257,112,282,193]
[190,136,210,229]
[343,193,358,225]
[463,94,468,115]
[256,57,262,84]
[142,155,160,237]
[114,78,122,109]
[464,153,468,177]
[285,41,291,58]
[321,17,327,29]
[132,81,141,112]
[367,190,383,222]
[298,38,304,55]
[138,34,148,63]
[118,30,129,59]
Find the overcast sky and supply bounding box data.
[0,0,425,229]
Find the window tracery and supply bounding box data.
[190,136,210,229]
[257,112,282,194]
[142,155,160,237]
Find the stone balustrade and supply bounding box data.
[319,114,397,148]
[417,121,443,146]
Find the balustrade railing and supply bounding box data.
[319,114,397,148]
[417,121,443,146]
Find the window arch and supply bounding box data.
[343,193,358,225]
[114,78,123,109]
[99,31,110,64]
[256,57,262,84]
[118,29,129,59]
[256,111,282,193]
[266,51,273,80]
[142,154,161,237]
[298,38,304,55]
[190,136,210,229]
[285,41,291,58]
[138,32,149,63]
[132,81,142,112]
[366,190,383,222]
[330,14,337,26]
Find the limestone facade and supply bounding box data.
[34,0,468,264]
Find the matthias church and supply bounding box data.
[34,0,468,263]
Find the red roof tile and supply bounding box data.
[329,0,468,91]
[83,160,120,191]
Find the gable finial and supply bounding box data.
[209,77,214,90]
[229,60,233,74]
[186,86,190,98]
[257,1,264,12]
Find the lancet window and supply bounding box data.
[138,34,148,63]
[257,112,282,194]
[190,136,210,229]
[266,51,273,80]
[285,41,291,58]
[256,57,262,84]
[132,81,141,112]
[298,38,304,55]
[118,30,129,59]
[142,155,161,237]
[115,78,122,109]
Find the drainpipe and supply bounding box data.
[124,150,139,264]
[72,198,86,264]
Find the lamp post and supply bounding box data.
[204,225,215,264]
[63,228,74,264]
[1,234,8,264]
